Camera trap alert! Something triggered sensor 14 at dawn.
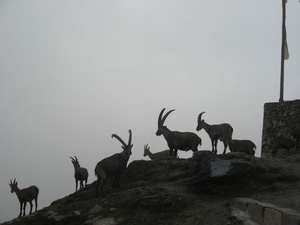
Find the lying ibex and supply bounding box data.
[272,136,294,157]
[156,108,202,157]
[143,144,171,160]
[95,129,133,197]
[288,126,300,148]
[9,179,39,218]
[228,139,256,155]
[196,112,233,154]
[70,156,89,191]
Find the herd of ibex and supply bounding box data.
[9,108,300,218]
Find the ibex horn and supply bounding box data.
[128,129,132,146]
[198,112,206,121]
[161,109,175,126]
[158,108,166,126]
[112,133,127,147]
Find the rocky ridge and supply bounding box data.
[2,149,300,225]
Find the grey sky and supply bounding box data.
[0,0,299,222]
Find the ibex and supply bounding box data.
[143,144,171,160]
[228,139,256,155]
[70,156,89,191]
[196,112,233,154]
[156,108,202,157]
[9,179,39,218]
[271,136,294,157]
[95,129,133,197]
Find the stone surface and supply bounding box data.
[232,198,300,225]
[262,100,300,157]
[263,208,281,225]
[281,211,300,225]
[89,204,103,214]
[247,202,264,224]
[94,217,118,225]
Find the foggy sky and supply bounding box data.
[0,0,299,222]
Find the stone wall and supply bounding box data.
[232,198,300,225]
[261,100,300,157]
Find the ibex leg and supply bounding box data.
[29,201,33,214]
[22,202,27,216]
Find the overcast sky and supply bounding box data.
[0,0,299,222]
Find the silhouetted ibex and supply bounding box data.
[70,156,89,191]
[95,129,133,197]
[9,179,39,218]
[143,144,171,160]
[197,112,233,154]
[228,139,256,155]
[156,108,202,157]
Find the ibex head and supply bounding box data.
[112,129,133,155]
[70,156,80,168]
[196,112,206,131]
[9,179,18,193]
[143,144,150,157]
[156,108,175,136]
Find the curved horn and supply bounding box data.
[127,129,132,146]
[70,156,75,162]
[112,133,127,147]
[198,111,206,121]
[161,109,175,126]
[158,108,166,126]
[14,178,16,184]
[74,156,78,162]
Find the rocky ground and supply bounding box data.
[2,148,300,225]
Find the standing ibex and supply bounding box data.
[95,129,133,197]
[9,179,39,218]
[70,156,89,191]
[196,112,233,154]
[156,108,202,157]
[143,144,171,160]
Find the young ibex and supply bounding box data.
[196,112,233,154]
[9,179,39,218]
[228,139,256,155]
[143,144,171,160]
[95,129,133,197]
[70,156,89,191]
[272,136,294,157]
[156,108,202,157]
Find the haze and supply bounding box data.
[0,0,299,222]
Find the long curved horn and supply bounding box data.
[112,133,127,147]
[70,156,75,162]
[198,112,206,121]
[74,156,78,162]
[158,108,166,126]
[127,129,132,146]
[161,109,175,126]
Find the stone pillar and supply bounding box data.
[261,100,300,157]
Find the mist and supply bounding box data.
[0,0,299,222]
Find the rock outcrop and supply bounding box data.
[2,150,300,225]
